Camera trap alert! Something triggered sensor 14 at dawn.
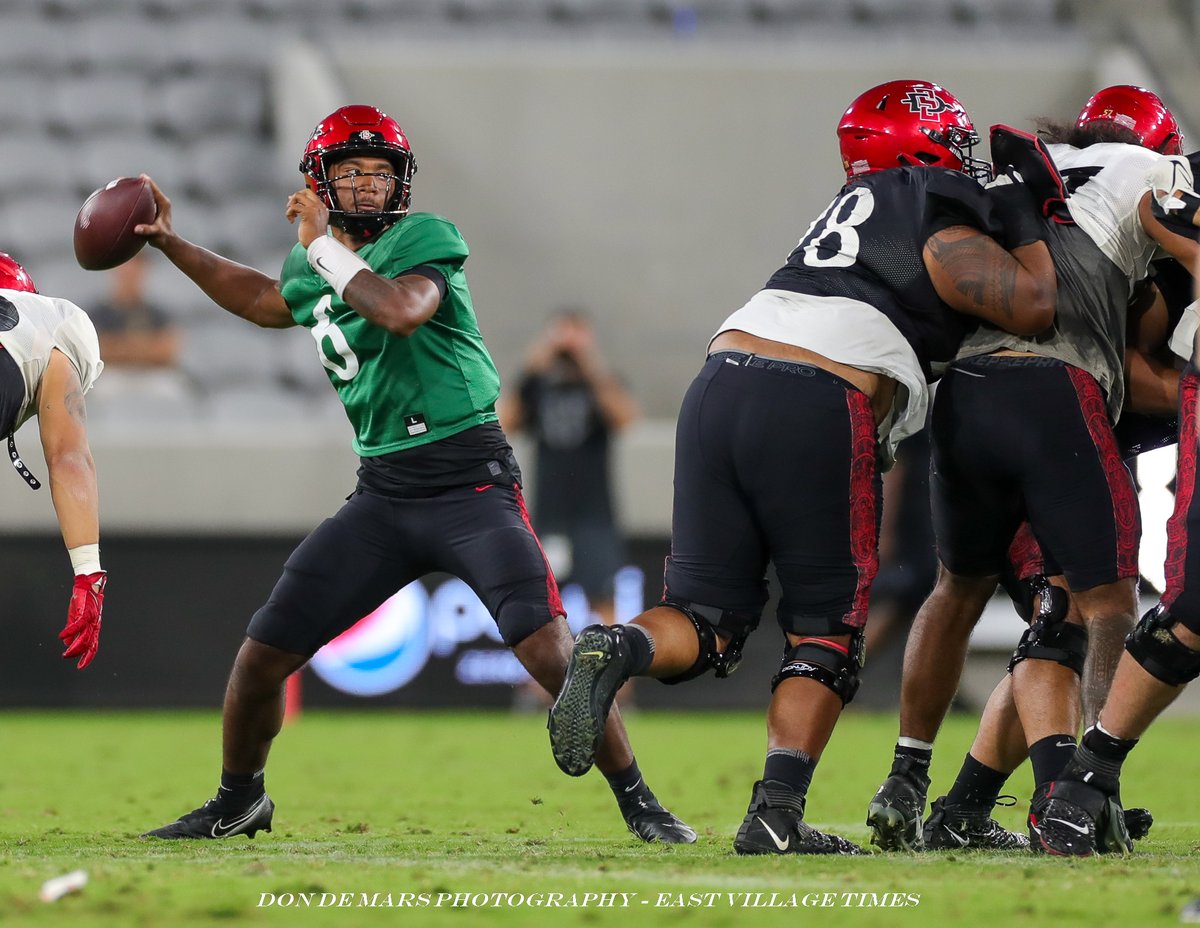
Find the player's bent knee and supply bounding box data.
[1125,604,1200,686]
[236,636,308,685]
[656,599,759,684]
[1007,578,1086,675]
[495,599,558,648]
[772,632,865,706]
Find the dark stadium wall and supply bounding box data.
[0,535,917,710]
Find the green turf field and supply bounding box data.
[0,709,1197,927]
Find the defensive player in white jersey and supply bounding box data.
[867,85,1200,853]
[0,253,107,668]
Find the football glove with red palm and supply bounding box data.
[60,571,106,669]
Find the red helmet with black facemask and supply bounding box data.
[300,105,417,240]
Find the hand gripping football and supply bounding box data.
[74,177,156,270]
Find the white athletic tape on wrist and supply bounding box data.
[306,235,371,299]
[68,543,101,576]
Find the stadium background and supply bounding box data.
[1,0,1198,715]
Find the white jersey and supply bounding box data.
[0,289,103,432]
[1048,142,1196,294]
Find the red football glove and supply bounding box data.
[59,571,106,670]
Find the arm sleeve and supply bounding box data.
[404,264,448,300]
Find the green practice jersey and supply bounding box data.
[280,213,501,456]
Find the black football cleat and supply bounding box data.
[548,624,630,777]
[621,792,698,844]
[1028,780,1130,858]
[142,791,275,840]
[922,796,1030,851]
[1123,806,1154,842]
[734,780,864,856]
[866,758,930,851]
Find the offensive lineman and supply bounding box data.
[0,253,107,670]
[547,80,1057,854]
[866,86,1200,853]
[139,105,692,844]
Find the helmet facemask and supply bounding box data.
[310,149,415,240]
[917,124,992,181]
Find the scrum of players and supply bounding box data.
[2,75,1198,857]
[547,80,1200,858]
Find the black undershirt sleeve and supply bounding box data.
[401,264,448,300]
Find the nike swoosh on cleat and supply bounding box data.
[1046,817,1090,835]
[577,651,607,658]
[944,827,968,847]
[623,778,644,793]
[211,796,268,838]
[756,817,790,852]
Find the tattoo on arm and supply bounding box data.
[64,387,86,425]
[927,234,1017,320]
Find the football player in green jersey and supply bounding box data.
[135,105,694,845]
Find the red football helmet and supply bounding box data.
[837,79,989,181]
[300,105,417,239]
[1076,85,1183,155]
[0,252,36,292]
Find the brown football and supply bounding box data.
[73,177,157,271]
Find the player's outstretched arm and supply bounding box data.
[134,176,294,329]
[38,350,97,552]
[37,349,106,669]
[923,227,1056,335]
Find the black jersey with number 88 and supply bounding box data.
[764,166,1001,380]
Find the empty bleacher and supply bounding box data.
[0,0,1082,429]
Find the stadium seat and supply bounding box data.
[153,74,268,141]
[142,255,210,321]
[183,135,280,204]
[178,316,283,393]
[32,257,111,308]
[80,137,188,201]
[3,12,74,74]
[86,378,203,424]
[1,190,89,260]
[274,328,336,395]
[215,196,296,265]
[0,78,54,135]
[0,136,77,202]
[38,0,131,19]
[156,16,287,76]
[202,383,314,423]
[72,13,176,75]
[47,74,153,138]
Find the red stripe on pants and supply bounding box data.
[1163,371,1200,608]
[844,389,879,628]
[513,483,566,619]
[1066,367,1139,578]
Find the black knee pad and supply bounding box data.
[1007,576,1085,674]
[771,633,865,706]
[656,599,759,684]
[1125,604,1200,686]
